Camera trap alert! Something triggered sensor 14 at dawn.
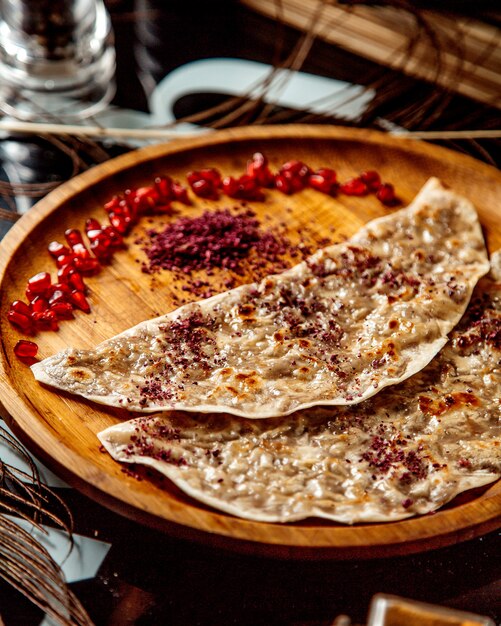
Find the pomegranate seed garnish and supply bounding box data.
[56,253,76,269]
[7,310,33,332]
[48,289,68,306]
[308,168,338,195]
[104,196,121,213]
[10,300,31,316]
[25,286,39,302]
[48,241,70,259]
[274,174,294,195]
[50,302,74,320]
[90,240,113,262]
[32,310,59,332]
[70,290,91,313]
[30,296,49,313]
[73,257,101,276]
[85,218,101,233]
[376,182,398,206]
[14,339,38,359]
[171,182,190,205]
[154,176,174,200]
[27,272,51,294]
[360,170,381,191]
[109,213,129,234]
[340,177,368,196]
[68,271,86,292]
[57,264,75,282]
[191,178,218,200]
[103,226,123,248]
[247,152,274,188]
[72,243,92,259]
[65,229,84,247]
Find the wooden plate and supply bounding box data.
[0,125,500,559]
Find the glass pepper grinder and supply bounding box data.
[0,0,116,120]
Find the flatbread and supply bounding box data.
[32,178,489,418]
[98,253,501,523]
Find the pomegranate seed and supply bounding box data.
[48,241,70,259]
[104,196,122,213]
[27,272,51,294]
[360,170,381,191]
[109,212,130,234]
[48,289,68,306]
[85,218,101,233]
[32,310,59,332]
[70,290,91,313]
[57,264,75,282]
[65,229,84,247]
[191,178,218,200]
[308,168,338,194]
[171,182,190,205]
[50,301,74,320]
[72,243,92,259]
[73,257,101,276]
[10,300,31,316]
[56,253,76,269]
[220,176,239,197]
[274,174,294,195]
[86,229,103,241]
[7,310,33,332]
[14,339,38,359]
[25,286,39,302]
[48,282,71,297]
[154,176,174,200]
[103,226,123,248]
[68,271,86,292]
[377,182,398,206]
[90,240,113,262]
[30,296,49,313]
[340,177,368,196]
[246,152,274,187]
[135,187,159,213]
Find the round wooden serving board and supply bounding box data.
[0,126,500,559]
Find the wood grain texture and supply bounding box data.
[0,125,500,559]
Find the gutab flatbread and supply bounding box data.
[98,252,501,523]
[32,178,489,418]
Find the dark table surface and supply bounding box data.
[0,2,500,625]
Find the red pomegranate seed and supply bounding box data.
[109,213,129,234]
[50,301,74,320]
[274,174,294,195]
[73,257,101,276]
[72,243,92,259]
[104,196,121,213]
[27,272,51,294]
[57,264,75,282]
[10,300,31,316]
[48,241,70,259]
[48,289,68,306]
[32,310,59,332]
[135,187,159,213]
[377,182,398,206]
[340,177,368,196]
[220,176,239,197]
[68,271,86,292]
[30,296,49,313]
[25,286,39,302]
[171,182,190,205]
[191,178,218,200]
[14,339,38,359]
[70,290,91,313]
[154,176,174,200]
[65,229,84,247]
[56,253,76,269]
[86,229,103,241]
[246,152,274,187]
[360,170,381,191]
[85,218,101,233]
[90,240,113,262]
[308,168,338,194]
[222,175,265,201]
[7,310,33,332]
[48,282,71,297]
